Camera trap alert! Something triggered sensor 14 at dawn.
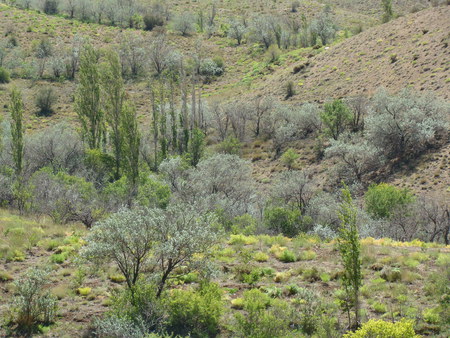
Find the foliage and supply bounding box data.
[35,87,57,116]
[366,89,449,160]
[0,67,10,83]
[233,289,293,338]
[217,135,242,155]
[381,0,394,23]
[321,99,352,140]
[167,282,223,337]
[265,206,302,237]
[11,268,58,332]
[280,148,298,169]
[172,13,196,36]
[365,183,415,219]
[344,319,419,337]
[292,287,323,334]
[337,186,362,327]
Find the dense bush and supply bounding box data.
[344,319,419,337]
[264,206,302,237]
[35,87,57,116]
[0,67,10,83]
[366,89,449,160]
[168,283,223,336]
[365,183,415,219]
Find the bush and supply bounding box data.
[320,99,352,140]
[168,283,223,337]
[12,268,58,331]
[233,289,294,337]
[292,287,322,334]
[285,81,295,99]
[254,252,269,262]
[0,67,10,83]
[143,14,164,31]
[278,249,296,263]
[217,135,242,155]
[365,183,415,219]
[264,207,302,237]
[280,148,298,169]
[43,0,58,15]
[343,319,419,337]
[35,87,57,116]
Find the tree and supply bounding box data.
[366,89,449,161]
[320,99,352,140]
[172,13,196,36]
[189,127,205,167]
[148,34,175,77]
[81,205,219,298]
[249,15,276,49]
[325,134,383,182]
[81,207,160,292]
[381,0,394,23]
[9,88,24,178]
[365,183,415,219]
[75,45,104,150]
[101,50,125,180]
[311,10,336,45]
[121,102,140,203]
[228,18,246,45]
[280,148,299,170]
[337,186,362,329]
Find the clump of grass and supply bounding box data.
[178,272,199,284]
[436,253,450,266]
[285,284,302,296]
[50,252,68,264]
[0,270,13,282]
[422,307,441,324]
[302,267,320,282]
[371,301,387,314]
[299,250,317,261]
[77,287,92,296]
[109,274,126,283]
[228,234,258,245]
[6,249,25,262]
[320,272,331,282]
[278,249,296,263]
[231,298,244,309]
[274,271,291,283]
[254,251,269,262]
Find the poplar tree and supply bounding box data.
[101,50,125,180]
[10,88,24,178]
[75,45,103,150]
[337,186,362,329]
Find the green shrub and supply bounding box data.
[35,87,57,116]
[217,135,242,155]
[254,251,269,262]
[0,67,10,83]
[49,252,68,264]
[371,301,387,314]
[231,214,257,235]
[299,250,317,261]
[365,183,415,219]
[264,207,301,237]
[422,307,441,324]
[278,249,296,263]
[343,319,419,337]
[12,268,58,331]
[168,282,223,337]
[233,289,293,338]
[292,287,323,335]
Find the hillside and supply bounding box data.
[259,5,450,101]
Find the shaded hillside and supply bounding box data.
[262,6,450,101]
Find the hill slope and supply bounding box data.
[261,6,450,101]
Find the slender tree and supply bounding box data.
[121,102,140,203]
[337,185,362,329]
[75,45,104,150]
[10,88,25,178]
[101,50,125,180]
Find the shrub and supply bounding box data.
[254,252,269,262]
[280,148,298,169]
[299,250,317,261]
[320,99,352,140]
[285,81,295,99]
[12,268,58,331]
[35,87,57,116]
[171,13,196,36]
[168,283,223,337]
[292,287,323,334]
[217,135,242,155]
[344,319,419,337]
[43,0,58,15]
[264,207,302,237]
[0,67,10,83]
[422,307,441,324]
[229,234,258,246]
[143,13,164,31]
[278,249,296,263]
[233,289,293,337]
[365,183,415,219]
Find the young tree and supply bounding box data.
[337,186,362,329]
[101,50,125,180]
[321,99,352,140]
[121,102,140,202]
[228,18,246,45]
[311,10,336,45]
[9,88,25,178]
[75,45,104,150]
[172,13,196,36]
